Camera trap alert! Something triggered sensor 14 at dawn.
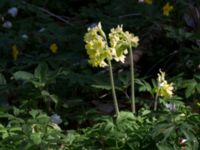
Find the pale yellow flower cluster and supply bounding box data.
[84,22,139,68]
[109,25,139,63]
[157,70,174,97]
[84,23,111,67]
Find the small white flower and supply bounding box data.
[2,21,12,29]
[7,7,18,17]
[180,138,187,144]
[138,0,144,3]
[50,114,62,124]
[197,64,200,70]
[165,103,176,111]
[22,34,28,39]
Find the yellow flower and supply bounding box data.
[12,45,19,61]
[84,22,112,68]
[124,31,139,48]
[50,43,58,54]
[157,69,166,83]
[109,25,139,63]
[84,22,139,67]
[144,0,153,5]
[157,70,174,97]
[163,2,173,16]
[159,81,174,97]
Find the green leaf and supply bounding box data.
[30,133,42,145]
[37,114,49,123]
[92,84,122,91]
[116,111,136,131]
[2,131,9,139]
[194,74,200,80]
[34,63,48,82]
[13,107,20,116]
[13,71,34,81]
[136,79,153,94]
[161,126,175,142]
[0,73,6,85]
[157,143,172,150]
[196,84,200,93]
[92,84,112,90]
[180,127,199,150]
[41,90,50,97]
[49,94,58,104]
[184,80,197,98]
[29,110,40,118]
[41,90,58,104]
[9,127,22,133]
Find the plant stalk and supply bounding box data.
[129,45,136,114]
[154,94,158,111]
[108,59,119,116]
[154,88,160,111]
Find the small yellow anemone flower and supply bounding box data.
[157,70,174,97]
[144,0,153,5]
[50,43,58,54]
[12,45,19,61]
[163,2,173,16]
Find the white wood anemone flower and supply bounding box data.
[8,7,18,17]
[2,21,12,29]
[50,114,62,124]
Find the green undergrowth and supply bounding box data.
[0,107,199,150]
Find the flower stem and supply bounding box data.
[154,88,160,111]
[129,45,136,114]
[108,59,119,116]
[154,94,158,111]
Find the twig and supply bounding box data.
[22,1,72,26]
[118,13,141,19]
[38,7,72,26]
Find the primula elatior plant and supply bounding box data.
[84,22,139,115]
[84,23,119,116]
[109,25,139,114]
[154,70,174,111]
